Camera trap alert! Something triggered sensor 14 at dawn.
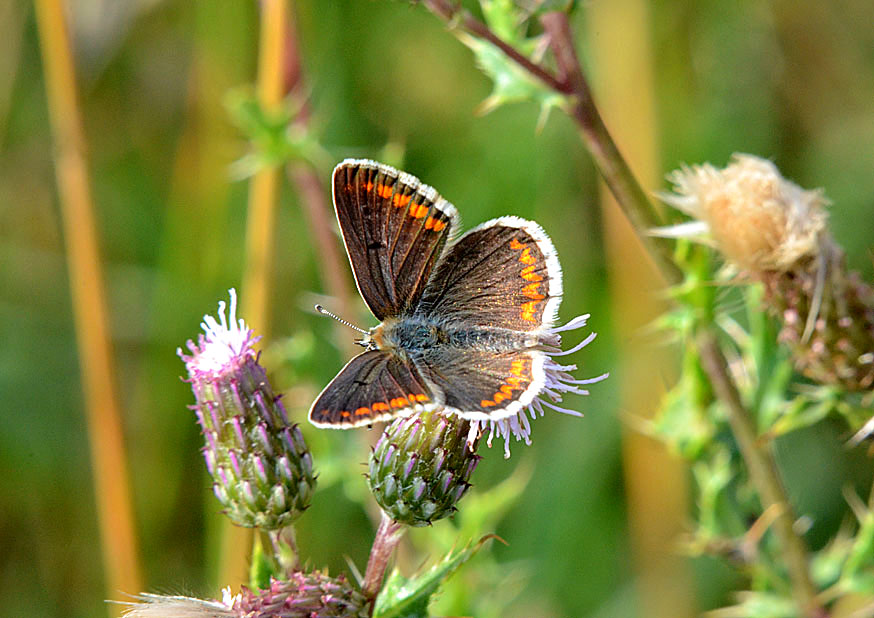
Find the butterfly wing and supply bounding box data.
[309,350,438,428]
[333,159,459,320]
[414,347,547,421]
[414,216,562,333]
[406,217,564,420]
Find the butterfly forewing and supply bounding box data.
[333,160,459,320]
[309,350,438,428]
[415,217,562,332]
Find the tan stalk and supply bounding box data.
[586,2,694,616]
[219,0,290,589]
[34,0,143,613]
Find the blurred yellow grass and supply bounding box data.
[34,0,142,613]
[585,2,695,616]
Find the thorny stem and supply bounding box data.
[422,0,566,94]
[539,13,682,285]
[422,4,826,617]
[698,332,824,617]
[362,513,405,610]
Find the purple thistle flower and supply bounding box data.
[178,290,316,530]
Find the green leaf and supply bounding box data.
[372,536,496,618]
[223,88,330,178]
[451,1,564,118]
[714,591,798,618]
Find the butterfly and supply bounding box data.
[309,159,564,428]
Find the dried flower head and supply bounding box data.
[660,154,874,392]
[123,573,368,618]
[660,153,828,272]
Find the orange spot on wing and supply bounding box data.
[340,411,350,418]
[510,237,526,250]
[377,183,393,199]
[425,216,446,231]
[520,265,542,281]
[390,397,410,408]
[393,193,411,208]
[410,203,428,218]
[521,300,539,322]
[519,247,537,265]
[372,402,390,412]
[522,282,545,300]
[365,181,374,192]
[480,358,532,410]
[354,407,371,416]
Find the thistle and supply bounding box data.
[368,408,481,527]
[123,572,368,618]
[660,153,874,392]
[178,290,316,529]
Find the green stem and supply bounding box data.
[697,331,824,617]
[541,12,825,616]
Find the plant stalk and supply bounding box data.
[221,0,290,590]
[698,331,825,617]
[34,0,143,610]
[362,513,405,609]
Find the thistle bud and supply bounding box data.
[368,409,481,526]
[178,290,316,529]
[661,154,874,391]
[123,572,368,618]
[234,573,369,618]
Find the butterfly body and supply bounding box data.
[365,315,545,355]
[310,160,565,427]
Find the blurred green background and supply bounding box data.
[2,1,873,617]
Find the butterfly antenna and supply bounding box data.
[315,304,369,335]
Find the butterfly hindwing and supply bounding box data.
[333,160,459,320]
[413,348,546,421]
[309,350,438,428]
[414,216,562,332]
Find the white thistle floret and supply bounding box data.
[178,289,260,376]
[467,314,609,458]
[120,592,235,618]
